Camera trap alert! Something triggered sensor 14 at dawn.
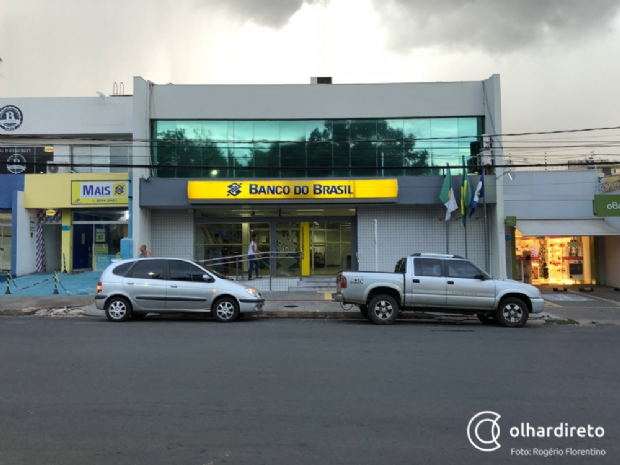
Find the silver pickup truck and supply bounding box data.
[333,253,544,327]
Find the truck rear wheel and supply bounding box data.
[367,295,399,325]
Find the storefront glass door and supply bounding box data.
[195,223,270,277]
[0,211,11,272]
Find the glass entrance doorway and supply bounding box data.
[310,221,352,275]
[0,211,11,272]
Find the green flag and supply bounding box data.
[461,156,472,227]
[439,165,458,221]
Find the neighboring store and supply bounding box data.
[16,174,129,274]
[505,170,620,286]
[0,96,133,276]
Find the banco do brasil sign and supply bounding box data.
[188,179,398,203]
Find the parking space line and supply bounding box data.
[567,290,620,306]
[543,300,561,308]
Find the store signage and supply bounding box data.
[505,216,517,227]
[45,209,57,217]
[71,181,129,205]
[0,146,53,175]
[0,105,23,131]
[593,195,620,217]
[187,179,399,202]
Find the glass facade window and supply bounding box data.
[72,145,132,173]
[151,117,484,178]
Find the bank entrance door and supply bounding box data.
[274,221,352,276]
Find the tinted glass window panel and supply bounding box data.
[169,260,192,281]
[350,120,377,141]
[306,141,332,178]
[131,260,166,280]
[306,120,332,142]
[254,121,280,142]
[188,263,207,281]
[112,262,133,277]
[420,258,443,277]
[332,120,350,142]
[447,260,480,279]
[280,121,307,143]
[233,121,253,142]
[201,121,230,142]
[351,141,377,176]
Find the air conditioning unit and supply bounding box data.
[47,161,70,174]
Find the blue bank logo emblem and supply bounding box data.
[227,182,242,197]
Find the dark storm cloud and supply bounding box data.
[209,0,324,27]
[373,0,620,52]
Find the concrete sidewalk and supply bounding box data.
[3,271,620,325]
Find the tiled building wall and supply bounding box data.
[357,205,488,272]
[151,209,194,259]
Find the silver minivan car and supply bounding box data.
[95,258,264,322]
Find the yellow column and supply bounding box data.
[300,222,310,276]
[61,209,73,273]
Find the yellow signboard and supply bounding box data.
[188,179,398,202]
[71,181,128,205]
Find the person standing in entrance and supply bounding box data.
[247,234,261,280]
[139,244,153,258]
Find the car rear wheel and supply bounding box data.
[477,313,496,325]
[496,297,529,328]
[212,297,240,322]
[367,294,399,325]
[105,297,132,322]
[359,305,370,320]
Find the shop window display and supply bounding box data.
[516,233,588,285]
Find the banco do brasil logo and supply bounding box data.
[467,411,501,452]
[227,182,242,197]
[113,183,125,196]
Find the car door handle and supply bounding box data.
[448,281,455,285]
[127,282,134,285]
[412,279,420,283]
[170,285,178,288]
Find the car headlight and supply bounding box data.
[245,287,260,298]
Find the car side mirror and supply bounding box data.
[474,274,486,280]
[203,274,215,283]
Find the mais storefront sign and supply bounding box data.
[188,179,398,202]
[71,181,128,205]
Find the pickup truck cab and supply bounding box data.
[333,253,544,327]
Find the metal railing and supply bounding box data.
[197,250,303,291]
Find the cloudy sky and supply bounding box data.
[1,0,620,161]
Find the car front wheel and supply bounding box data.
[496,297,529,328]
[212,297,240,322]
[367,294,399,325]
[105,297,132,322]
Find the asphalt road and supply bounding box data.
[0,317,618,465]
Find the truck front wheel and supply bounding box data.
[496,297,529,328]
[367,295,399,325]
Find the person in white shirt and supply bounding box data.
[247,234,262,280]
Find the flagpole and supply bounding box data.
[483,170,490,272]
[446,165,450,254]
